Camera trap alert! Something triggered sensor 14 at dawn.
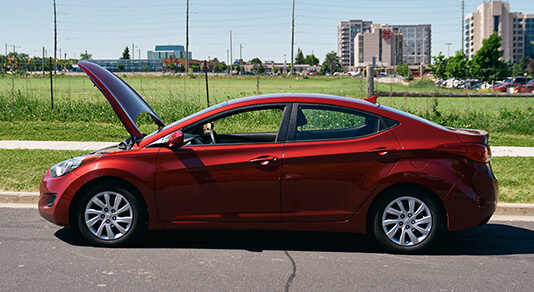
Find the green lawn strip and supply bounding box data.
[0,149,532,203]
[491,157,534,203]
[0,149,86,192]
[0,121,157,142]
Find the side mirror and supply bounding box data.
[167,130,184,148]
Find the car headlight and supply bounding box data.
[49,155,102,178]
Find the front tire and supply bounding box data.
[371,188,441,253]
[77,184,146,246]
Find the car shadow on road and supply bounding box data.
[54,222,534,255]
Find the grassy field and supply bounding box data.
[1,74,533,145]
[1,149,531,203]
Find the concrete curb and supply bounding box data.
[1,192,533,221]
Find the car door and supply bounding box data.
[155,104,291,222]
[281,103,402,222]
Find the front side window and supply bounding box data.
[293,105,382,141]
[182,105,287,145]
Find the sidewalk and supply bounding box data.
[0,140,533,156]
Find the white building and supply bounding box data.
[465,1,534,62]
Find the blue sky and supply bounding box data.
[3,0,533,63]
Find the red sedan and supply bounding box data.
[492,82,521,92]
[39,61,497,253]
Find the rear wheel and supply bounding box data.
[77,184,145,246]
[371,188,441,253]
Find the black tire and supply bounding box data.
[76,183,146,247]
[370,188,441,254]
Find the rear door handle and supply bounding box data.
[368,147,396,156]
[250,156,278,166]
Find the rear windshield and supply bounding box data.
[379,105,449,131]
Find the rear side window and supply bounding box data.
[293,105,382,141]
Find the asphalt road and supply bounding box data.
[1,208,533,291]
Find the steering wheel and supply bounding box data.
[210,130,220,144]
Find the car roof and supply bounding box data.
[226,93,380,109]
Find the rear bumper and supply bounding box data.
[444,161,498,231]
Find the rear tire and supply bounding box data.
[371,188,441,253]
[76,183,146,247]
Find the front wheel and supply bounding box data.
[371,189,441,253]
[77,184,146,246]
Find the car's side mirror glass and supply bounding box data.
[168,130,184,148]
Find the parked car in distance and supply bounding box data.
[39,61,498,254]
[492,83,521,92]
[513,84,534,93]
[504,76,530,85]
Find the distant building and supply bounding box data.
[391,24,431,66]
[465,0,534,62]
[338,20,431,69]
[147,45,191,60]
[354,24,403,68]
[337,20,373,67]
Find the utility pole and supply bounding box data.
[230,30,233,70]
[445,42,453,57]
[132,43,135,75]
[240,44,243,65]
[461,0,464,53]
[185,0,189,74]
[290,0,295,75]
[54,0,57,75]
[42,47,45,74]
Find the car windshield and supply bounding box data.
[143,101,228,140]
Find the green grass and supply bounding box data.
[1,149,530,203]
[0,149,86,192]
[491,157,534,203]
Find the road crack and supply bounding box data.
[284,250,297,292]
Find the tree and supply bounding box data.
[469,33,509,80]
[80,52,92,60]
[117,62,125,71]
[304,54,319,66]
[167,62,176,72]
[321,51,341,74]
[253,64,265,74]
[295,48,305,64]
[445,51,469,79]
[120,46,130,60]
[396,63,410,77]
[250,57,262,65]
[528,59,534,75]
[511,56,529,76]
[429,53,448,78]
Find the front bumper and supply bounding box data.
[38,170,81,227]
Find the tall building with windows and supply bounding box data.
[338,20,431,68]
[337,20,372,67]
[391,24,432,65]
[465,1,534,63]
[354,24,402,67]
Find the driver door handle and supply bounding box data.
[250,156,278,166]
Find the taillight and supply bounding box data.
[433,143,489,163]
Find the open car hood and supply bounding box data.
[78,61,165,138]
